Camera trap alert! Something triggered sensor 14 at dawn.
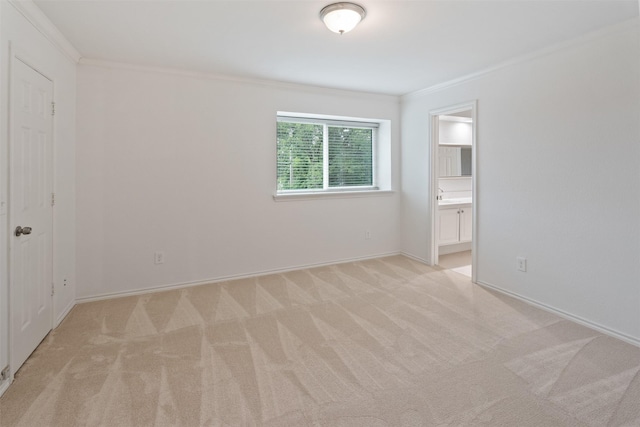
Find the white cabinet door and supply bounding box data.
[459,207,473,243]
[438,208,460,246]
[439,150,452,177]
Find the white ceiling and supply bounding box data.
[33,0,638,95]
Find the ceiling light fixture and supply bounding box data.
[320,2,366,35]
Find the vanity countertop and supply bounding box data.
[439,197,472,207]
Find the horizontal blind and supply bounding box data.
[276,122,324,191]
[328,126,373,188]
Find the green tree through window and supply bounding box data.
[277,122,323,190]
[277,120,374,191]
[328,126,372,187]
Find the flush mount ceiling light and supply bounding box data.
[320,2,366,35]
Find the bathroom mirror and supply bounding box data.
[439,146,471,177]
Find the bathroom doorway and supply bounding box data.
[430,102,477,281]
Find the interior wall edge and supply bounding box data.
[6,0,81,64]
[476,280,640,348]
[76,251,403,304]
[399,251,432,266]
[54,298,75,328]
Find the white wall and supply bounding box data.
[76,63,401,299]
[439,120,472,146]
[0,1,76,382]
[401,21,640,343]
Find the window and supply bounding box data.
[276,114,379,194]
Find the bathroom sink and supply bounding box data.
[439,197,472,205]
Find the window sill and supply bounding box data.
[273,189,395,202]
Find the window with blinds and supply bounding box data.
[277,115,377,193]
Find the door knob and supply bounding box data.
[15,226,32,236]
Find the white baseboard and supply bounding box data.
[439,242,472,255]
[55,298,75,328]
[0,377,11,398]
[476,280,640,348]
[399,251,432,266]
[76,251,402,304]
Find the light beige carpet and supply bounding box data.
[1,255,639,426]
[438,251,472,278]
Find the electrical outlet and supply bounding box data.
[365,230,371,240]
[517,257,527,272]
[154,252,165,265]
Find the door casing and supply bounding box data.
[429,101,477,283]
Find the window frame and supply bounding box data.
[275,113,381,197]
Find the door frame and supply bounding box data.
[429,100,477,283]
[6,43,56,380]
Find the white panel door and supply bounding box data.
[10,59,54,373]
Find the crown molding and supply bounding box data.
[79,58,400,103]
[8,0,82,64]
[402,17,640,102]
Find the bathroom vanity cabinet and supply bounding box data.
[438,204,472,246]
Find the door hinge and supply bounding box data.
[51,101,56,116]
[0,366,9,381]
[51,283,55,296]
[51,193,55,206]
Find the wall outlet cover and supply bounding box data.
[154,252,165,265]
[517,257,527,272]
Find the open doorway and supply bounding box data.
[430,102,477,281]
